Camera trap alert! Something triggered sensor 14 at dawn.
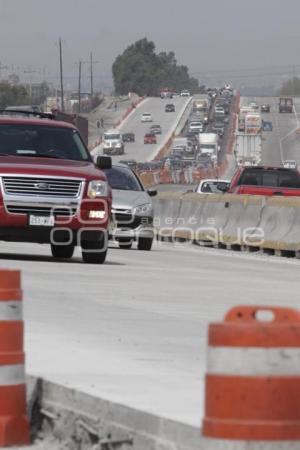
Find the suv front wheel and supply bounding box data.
[81,231,108,264]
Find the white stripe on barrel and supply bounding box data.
[207,347,300,376]
[0,364,25,385]
[0,301,22,321]
[202,438,300,449]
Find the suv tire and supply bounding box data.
[51,243,75,259]
[81,231,107,264]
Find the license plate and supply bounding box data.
[29,215,55,227]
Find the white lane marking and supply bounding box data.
[0,301,22,321]
[207,347,300,376]
[0,364,25,385]
[202,438,300,450]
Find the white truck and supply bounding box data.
[238,106,255,132]
[198,133,220,162]
[244,112,262,135]
[103,129,124,155]
[235,133,262,166]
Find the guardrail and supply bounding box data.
[153,192,300,258]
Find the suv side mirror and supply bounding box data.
[96,156,112,170]
[147,189,157,197]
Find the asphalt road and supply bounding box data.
[92,97,191,163]
[2,239,300,431]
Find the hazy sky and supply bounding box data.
[0,0,299,89]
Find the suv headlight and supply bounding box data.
[87,180,108,198]
[133,203,152,215]
[115,142,122,148]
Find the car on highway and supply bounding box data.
[180,90,191,97]
[249,101,259,111]
[0,110,112,264]
[214,106,225,117]
[150,124,162,134]
[283,160,297,169]
[122,132,135,143]
[221,166,300,196]
[165,103,175,112]
[144,133,157,144]
[211,121,225,137]
[188,121,203,133]
[103,163,156,251]
[262,120,273,131]
[141,112,153,122]
[196,179,230,194]
[103,129,124,155]
[261,104,271,113]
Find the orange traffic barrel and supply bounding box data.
[202,305,300,448]
[0,270,30,446]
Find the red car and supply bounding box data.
[0,110,112,263]
[221,166,300,196]
[144,133,157,144]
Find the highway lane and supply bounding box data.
[1,240,300,428]
[240,96,300,166]
[92,97,191,164]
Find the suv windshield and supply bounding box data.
[239,169,300,188]
[0,124,90,161]
[104,166,143,191]
[104,133,121,140]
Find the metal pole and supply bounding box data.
[78,60,82,113]
[59,38,65,112]
[90,52,93,97]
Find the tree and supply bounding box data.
[0,81,30,108]
[277,77,300,96]
[112,38,199,96]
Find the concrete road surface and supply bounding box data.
[92,97,191,163]
[1,240,300,432]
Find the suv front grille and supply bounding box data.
[2,177,82,198]
[6,205,77,217]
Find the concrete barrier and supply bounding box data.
[153,193,300,256]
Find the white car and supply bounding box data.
[141,113,153,122]
[196,179,230,194]
[214,106,225,115]
[180,90,191,97]
[283,160,297,169]
[188,121,203,133]
[249,101,259,111]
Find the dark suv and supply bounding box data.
[165,104,175,112]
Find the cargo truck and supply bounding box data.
[198,133,219,162]
[235,133,262,166]
[279,97,293,113]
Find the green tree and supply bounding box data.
[277,77,300,96]
[112,38,199,96]
[0,81,30,108]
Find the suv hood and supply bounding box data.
[0,156,106,181]
[111,189,151,211]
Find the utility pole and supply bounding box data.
[78,60,82,113]
[59,38,65,112]
[90,52,93,97]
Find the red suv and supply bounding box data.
[144,133,157,144]
[0,111,112,263]
[223,166,300,196]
